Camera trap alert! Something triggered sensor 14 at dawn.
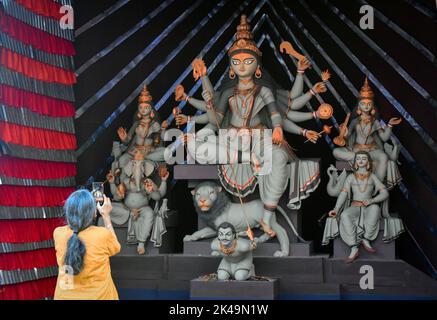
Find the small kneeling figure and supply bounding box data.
[211,222,256,281]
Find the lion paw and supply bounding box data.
[273,251,287,257]
[183,235,196,242]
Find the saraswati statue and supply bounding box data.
[179,15,330,240]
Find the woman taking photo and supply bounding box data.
[53,189,121,300]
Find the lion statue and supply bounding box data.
[183,181,303,257]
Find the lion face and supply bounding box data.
[191,184,222,212]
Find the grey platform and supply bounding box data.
[190,277,279,300]
[110,255,437,299]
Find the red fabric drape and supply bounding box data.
[0,122,77,150]
[0,248,57,270]
[0,84,75,117]
[0,12,75,56]
[0,156,76,179]
[0,186,74,207]
[0,277,57,300]
[1,48,76,85]
[15,0,63,20]
[0,218,65,243]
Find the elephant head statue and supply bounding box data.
[122,158,156,192]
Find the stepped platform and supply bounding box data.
[109,255,437,300]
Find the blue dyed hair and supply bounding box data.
[63,189,96,275]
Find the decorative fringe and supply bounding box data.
[0,239,54,254]
[1,48,76,85]
[0,66,75,101]
[0,248,56,270]
[2,0,74,41]
[0,141,77,163]
[0,186,74,207]
[0,276,57,300]
[0,32,75,70]
[0,175,76,187]
[15,0,64,20]
[0,218,65,243]
[0,84,75,117]
[0,11,75,56]
[0,156,76,179]
[0,266,58,286]
[0,105,75,134]
[0,206,64,220]
[0,122,77,150]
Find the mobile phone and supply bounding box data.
[91,182,105,206]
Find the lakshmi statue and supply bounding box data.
[112,85,167,183]
[333,78,402,189]
[322,151,404,263]
[180,15,327,237]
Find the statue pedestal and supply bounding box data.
[333,225,395,260]
[184,239,313,257]
[190,277,279,300]
[110,210,179,255]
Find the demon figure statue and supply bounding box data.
[211,222,256,281]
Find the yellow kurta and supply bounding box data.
[53,225,121,300]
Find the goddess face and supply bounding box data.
[218,227,236,246]
[230,52,258,78]
[358,98,374,114]
[138,102,152,117]
[355,153,369,169]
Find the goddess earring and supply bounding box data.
[353,163,359,171]
[366,162,371,170]
[356,108,362,116]
[229,69,236,79]
[370,108,376,116]
[255,66,262,79]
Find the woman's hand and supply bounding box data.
[363,199,374,207]
[272,126,284,144]
[328,210,337,217]
[298,57,311,71]
[201,90,213,104]
[312,82,327,94]
[388,117,402,127]
[305,130,319,144]
[176,114,188,126]
[97,195,112,219]
[117,127,127,142]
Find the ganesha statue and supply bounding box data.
[177,15,328,245]
[107,158,169,255]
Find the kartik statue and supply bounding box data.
[180,15,326,238]
[211,222,256,281]
[322,151,405,263]
[333,78,402,189]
